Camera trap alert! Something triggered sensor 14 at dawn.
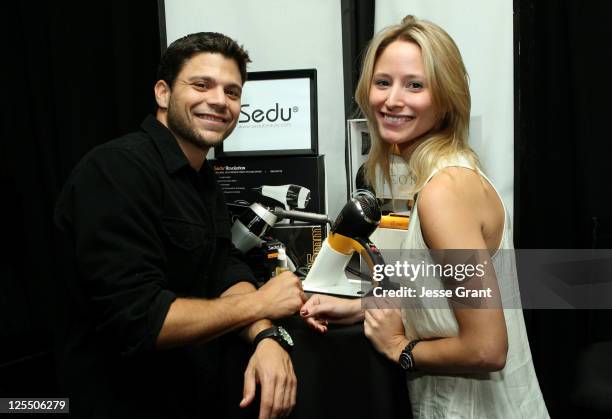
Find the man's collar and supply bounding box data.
[141,114,191,174]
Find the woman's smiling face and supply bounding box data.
[369,40,438,150]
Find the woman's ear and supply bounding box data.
[154,80,171,109]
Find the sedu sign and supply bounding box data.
[239,103,297,124]
[218,70,315,155]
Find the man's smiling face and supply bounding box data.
[164,52,243,150]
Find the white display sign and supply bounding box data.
[217,70,317,157]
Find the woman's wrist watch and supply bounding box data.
[253,326,294,353]
[399,339,421,371]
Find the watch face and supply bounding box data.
[399,352,412,370]
[278,326,294,347]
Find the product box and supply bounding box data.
[213,155,326,218]
[213,155,327,281]
[271,223,325,277]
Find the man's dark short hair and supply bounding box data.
[157,32,251,88]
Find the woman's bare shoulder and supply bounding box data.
[418,167,485,209]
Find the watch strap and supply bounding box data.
[253,326,293,352]
[399,339,421,371]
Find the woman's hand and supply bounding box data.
[364,306,408,363]
[300,294,363,333]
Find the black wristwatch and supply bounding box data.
[253,326,294,353]
[399,340,421,371]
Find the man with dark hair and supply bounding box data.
[55,32,305,418]
[158,31,251,87]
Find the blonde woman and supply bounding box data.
[301,16,549,418]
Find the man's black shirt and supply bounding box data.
[54,115,256,418]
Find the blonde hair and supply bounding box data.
[355,15,480,194]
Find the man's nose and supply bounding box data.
[207,86,227,109]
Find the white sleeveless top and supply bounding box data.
[399,154,549,419]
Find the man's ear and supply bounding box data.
[154,80,171,109]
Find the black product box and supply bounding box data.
[213,155,327,280]
[243,223,326,281]
[271,223,325,277]
[212,155,326,219]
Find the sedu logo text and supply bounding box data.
[239,103,297,123]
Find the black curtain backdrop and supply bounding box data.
[341,0,375,120]
[517,0,612,418]
[0,0,161,395]
[341,0,374,199]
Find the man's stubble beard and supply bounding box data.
[166,103,236,150]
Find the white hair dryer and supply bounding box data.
[230,202,277,253]
[255,184,311,210]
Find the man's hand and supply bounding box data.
[240,339,296,419]
[364,306,408,363]
[256,272,307,319]
[300,294,363,333]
